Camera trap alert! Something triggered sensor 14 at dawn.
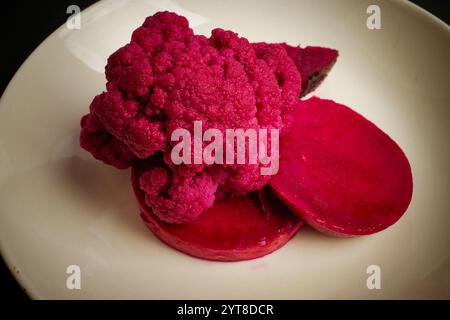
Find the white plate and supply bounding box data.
[0,0,449,299]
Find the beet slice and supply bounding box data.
[281,43,338,97]
[270,97,413,236]
[132,168,304,261]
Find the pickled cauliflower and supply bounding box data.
[80,11,301,223]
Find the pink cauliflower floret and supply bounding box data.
[80,11,301,223]
[140,167,217,223]
[80,114,135,169]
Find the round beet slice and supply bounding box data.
[131,168,303,261]
[270,97,413,236]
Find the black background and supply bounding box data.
[0,1,448,300]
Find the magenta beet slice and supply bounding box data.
[270,97,413,236]
[281,43,338,97]
[132,168,304,261]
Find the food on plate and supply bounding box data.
[269,97,413,236]
[132,165,303,261]
[81,11,303,223]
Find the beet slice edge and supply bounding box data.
[270,97,413,236]
[132,168,304,261]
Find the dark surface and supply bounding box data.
[0,0,448,300]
